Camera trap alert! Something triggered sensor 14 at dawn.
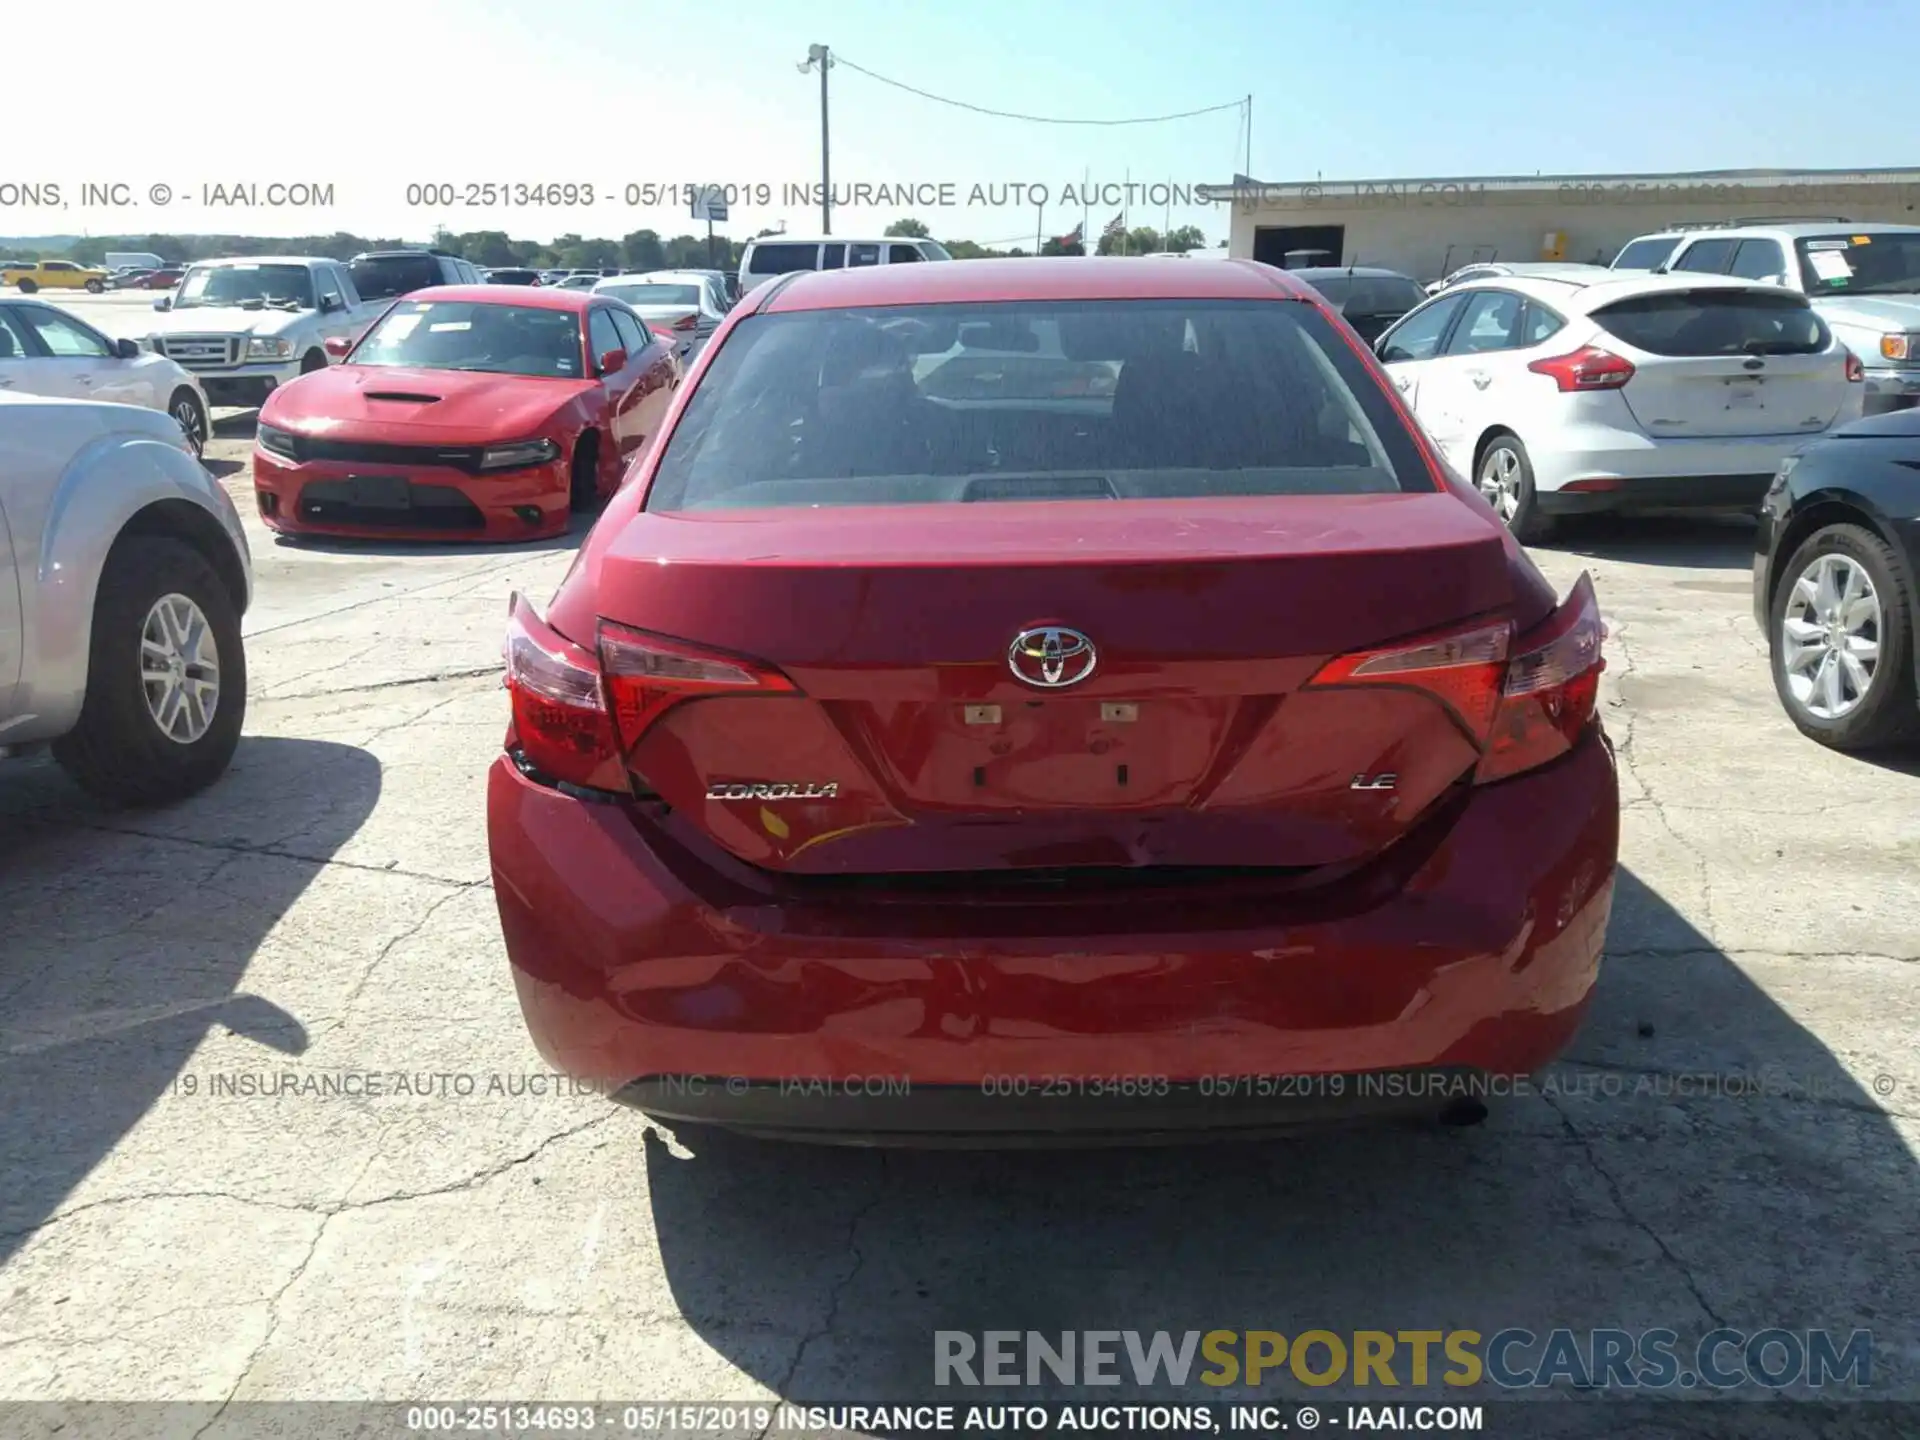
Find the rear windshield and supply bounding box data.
[1794,232,1920,296]
[1591,289,1827,357]
[350,254,441,301]
[599,283,701,308]
[1611,237,1679,270]
[745,243,820,276]
[645,299,1431,511]
[1306,275,1425,316]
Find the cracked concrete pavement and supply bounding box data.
[1,403,1916,1432]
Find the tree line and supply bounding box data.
[0,218,1212,268]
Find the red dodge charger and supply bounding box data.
[487,257,1619,1144]
[253,286,678,541]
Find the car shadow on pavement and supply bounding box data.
[0,736,380,1266]
[1550,513,1758,571]
[638,865,1918,1415]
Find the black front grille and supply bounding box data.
[295,480,485,531]
[279,436,488,472]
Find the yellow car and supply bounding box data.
[1,259,112,294]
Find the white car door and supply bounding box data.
[1419,289,1528,469]
[0,309,42,398]
[1374,291,1471,423]
[0,492,19,716]
[15,303,142,404]
[334,264,384,344]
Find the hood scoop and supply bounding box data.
[364,390,442,404]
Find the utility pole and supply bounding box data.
[798,45,834,234]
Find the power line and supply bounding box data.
[834,55,1247,127]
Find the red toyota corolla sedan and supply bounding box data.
[252,286,677,541]
[487,257,1619,1144]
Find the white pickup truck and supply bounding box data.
[139,256,386,409]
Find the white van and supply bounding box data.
[737,235,952,293]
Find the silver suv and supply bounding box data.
[1610,220,1920,414]
[0,392,252,803]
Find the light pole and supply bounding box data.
[797,44,833,234]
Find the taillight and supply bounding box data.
[501,595,800,794]
[1846,353,1865,383]
[1478,573,1605,783]
[1302,572,1605,785]
[1527,346,1635,392]
[503,592,625,793]
[597,622,796,751]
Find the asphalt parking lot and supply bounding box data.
[3,293,1918,1430]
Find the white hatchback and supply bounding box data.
[0,297,211,458]
[1372,273,1864,540]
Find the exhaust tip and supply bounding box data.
[1438,1097,1489,1128]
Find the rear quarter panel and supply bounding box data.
[0,407,248,744]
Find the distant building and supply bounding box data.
[1201,166,1920,281]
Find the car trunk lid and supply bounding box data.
[587,494,1522,875]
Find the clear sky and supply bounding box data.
[12,0,1916,247]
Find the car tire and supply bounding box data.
[17,278,36,294]
[169,387,208,460]
[51,537,247,806]
[1770,523,1920,752]
[1476,433,1554,544]
[569,433,600,513]
[85,278,105,293]
[301,350,327,373]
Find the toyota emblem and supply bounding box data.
[1008,626,1097,689]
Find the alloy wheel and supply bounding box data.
[172,396,207,458]
[1781,553,1881,721]
[141,593,221,743]
[1478,446,1521,522]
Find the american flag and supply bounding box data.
[1100,211,1126,240]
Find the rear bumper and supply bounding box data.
[1861,367,1920,415]
[1537,472,1775,515]
[252,449,570,541]
[1528,428,1842,509]
[487,730,1620,1139]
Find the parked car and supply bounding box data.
[348,249,485,303]
[0,391,251,804]
[487,256,1618,1144]
[553,275,598,290]
[1426,262,1617,295]
[108,268,154,289]
[486,268,544,286]
[128,267,186,291]
[1287,266,1426,343]
[252,285,679,541]
[1611,221,1920,416]
[0,298,210,456]
[736,234,951,292]
[2,259,113,294]
[592,270,730,355]
[1372,272,1864,541]
[140,257,384,409]
[1753,408,1920,751]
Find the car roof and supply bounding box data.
[1446,271,1799,313]
[745,235,926,247]
[1288,266,1415,281]
[191,255,330,267]
[760,255,1312,311]
[398,284,596,311]
[596,271,710,285]
[1639,221,1920,241]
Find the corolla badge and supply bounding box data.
[706,781,839,801]
[1008,626,1098,689]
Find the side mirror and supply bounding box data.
[324,336,352,359]
[597,347,627,376]
[153,297,171,311]
[318,294,341,314]
[115,337,141,359]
